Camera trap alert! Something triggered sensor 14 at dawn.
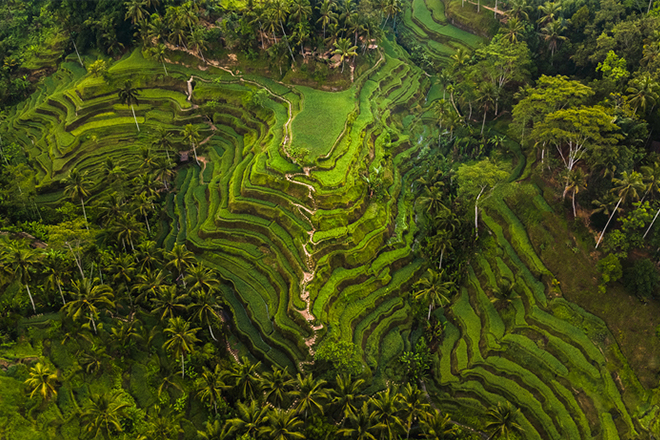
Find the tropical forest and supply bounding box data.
[1,0,660,438]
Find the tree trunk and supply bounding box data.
[72,38,84,67]
[572,190,577,218]
[596,197,622,249]
[481,109,487,135]
[80,197,89,231]
[494,0,498,17]
[209,323,218,341]
[644,207,660,238]
[66,241,85,279]
[427,303,432,321]
[131,104,140,131]
[25,283,36,314]
[478,0,480,12]
[57,281,66,305]
[181,352,186,378]
[649,0,653,13]
[475,187,486,238]
[90,313,97,334]
[162,61,168,76]
[280,20,296,62]
[144,213,151,234]
[439,247,444,270]
[192,142,199,164]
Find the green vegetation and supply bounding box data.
[2,0,660,438]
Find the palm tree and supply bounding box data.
[153,126,175,160]
[182,123,201,164]
[152,285,188,321]
[195,364,229,414]
[63,278,114,334]
[485,402,524,440]
[369,387,403,440]
[537,1,561,25]
[267,0,296,61]
[198,420,224,440]
[331,374,366,422]
[225,400,268,438]
[565,168,586,218]
[228,357,262,401]
[111,213,144,251]
[149,43,169,76]
[259,409,306,440]
[124,0,148,26]
[2,243,41,313]
[420,411,457,439]
[291,372,329,420]
[490,279,519,310]
[189,290,222,341]
[144,411,184,440]
[185,264,220,295]
[382,0,401,28]
[132,191,155,234]
[64,168,92,230]
[163,316,201,378]
[426,229,453,270]
[540,21,567,63]
[398,384,430,440]
[260,366,295,408]
[477,81,497,135]
[118,80,141,131]
[189,27,208,62]
[24,363,58,401]
[338,401,378,440]
[165,243,196,287]
[596,171,645,248]
[417,185,446,217]
[627,75,659,116]
[317,0,337,40]
[42,250,70,306]
[333,38,358,73]
[413,269,455,321]
[80,392,129,440]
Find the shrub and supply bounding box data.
[624,258,660,300]
[597,254,623,293]
[314,338,363,376]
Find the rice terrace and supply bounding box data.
[0,0,660,439]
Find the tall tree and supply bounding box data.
[118,80,141,131]
[485,402,524,440]
[62,278,115,334]
[189,290,222,341]
[259,409,306,440]
[195,364,229,414]
[260,366,295,408]
[2,243,41,313]
[64,168,92,230]
[182,123,201,164]
[163,316,201,378]
[333,37,358,73]
[455,159,509,238]
[413,269,455,320]
[225,400,268,439]
[80,392,129,440]
[24,363,59,402]
[596,171,645,248]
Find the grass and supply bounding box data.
[291,86,356,159]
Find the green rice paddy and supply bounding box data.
[2,13,659,437]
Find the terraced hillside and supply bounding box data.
[425,174,655,439]
[0,41,430,375]
[400,0,484,65]
[3,24,660,439]
[160,38,431,373]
